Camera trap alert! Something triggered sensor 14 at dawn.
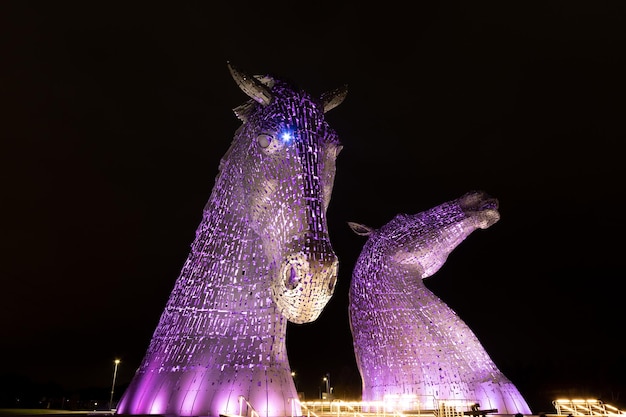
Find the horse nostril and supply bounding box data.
[284,265,299,290]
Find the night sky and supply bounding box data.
[2,1,625,414]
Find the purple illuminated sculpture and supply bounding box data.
[348,191,532,415]
[116,63,346,417]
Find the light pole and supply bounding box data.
[109,359,121,410]
[323,376,329,395]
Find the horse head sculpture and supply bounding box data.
[348,191,532,415]
[227,63,345,323]
[116,63,347,417]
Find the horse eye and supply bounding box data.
[257,134,272,148]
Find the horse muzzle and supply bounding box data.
[271,242,338,324]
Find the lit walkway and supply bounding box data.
[296,399,626,417]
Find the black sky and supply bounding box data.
[1,1,625,414]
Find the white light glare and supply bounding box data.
[281,131,293,143]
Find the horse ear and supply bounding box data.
[228,61,272,106]
[348,221,374,236]
[232,101,255,122]
[321,84,348,113]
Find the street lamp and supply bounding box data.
[109,359,121,410]
[323,376,329,394]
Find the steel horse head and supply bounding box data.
[115,63,347,417]
[348,191,532,415]
[227,62,346,323]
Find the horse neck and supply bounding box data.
[360,260,433,291]
[199,161,249,245]
[350,250,436,313]
[182,162,285,329]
